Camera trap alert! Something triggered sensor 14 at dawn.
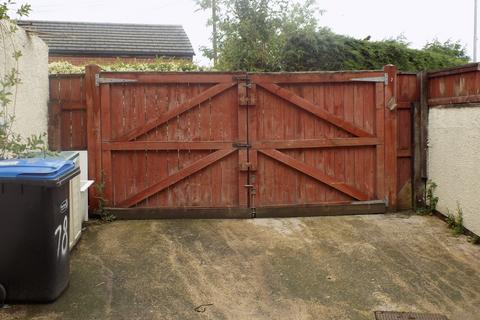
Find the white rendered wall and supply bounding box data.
[428,106,480,235]
[0,21,48,139]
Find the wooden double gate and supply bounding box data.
[83,65,400,218]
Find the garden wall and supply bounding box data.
[0,22,49,139]
[427,64,480,236]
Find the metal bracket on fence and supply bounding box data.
[95,74,138,86]
[350,74,388,85]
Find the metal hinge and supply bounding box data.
[351,73,388,85]
[233,142,251,149]
[95,74,138,86]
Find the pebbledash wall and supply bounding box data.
[428,107,480,235]
[0,21,49,139]
[427,65,480,236]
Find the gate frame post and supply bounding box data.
[383,65,398,210]
[85,64,102,211]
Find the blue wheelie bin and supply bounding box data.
[0,159,80,305]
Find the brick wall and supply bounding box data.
[49,55,192,65]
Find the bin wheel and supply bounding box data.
[0,284,5,307]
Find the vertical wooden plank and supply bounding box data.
[247,81,258,209]
[197,84,213,207]
[109,86,122,205]
[248,83,258,172]
[384,65,398,210]
[302,84,316,204]
[85,65,102,211]
[70,77,83,150]
[48,77,62,150]
[48,103,62,151]
[314,84,327,203]
[333,84,347,198]
[375,83,385,201]
[58,78,72,150]
[237,82,248,207]
[363,84,375,198]
[353,84,365,200]
[324,84,336,201]
[261,86,274,205]
[80,76,87,150]
[133,85,147,206]
[343,83,355,201]
[100,84,113,206]
[281,84,298,205]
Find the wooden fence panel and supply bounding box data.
[428,63,480,106]
[48,74,87,150]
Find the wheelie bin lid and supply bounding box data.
[0,159,80,186]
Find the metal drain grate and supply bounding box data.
[374,311,448,320]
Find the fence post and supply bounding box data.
[383,65,398,210]
[413,71,428,209]
[85,65,102,211]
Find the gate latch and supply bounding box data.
[233,142,251,149]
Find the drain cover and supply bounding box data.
[374,311,448,320]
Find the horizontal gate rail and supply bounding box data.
[259,149,370,201]
[48,100,86,111]
[249,70,385,84]
[253,137,380,149]
[103,141,234,151]
[99,72,241,84]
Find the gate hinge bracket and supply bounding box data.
[95,74,138,86]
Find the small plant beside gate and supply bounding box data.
[446,203,464,236]
[417,180,439,215]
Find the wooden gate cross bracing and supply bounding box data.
[85,65,400,218]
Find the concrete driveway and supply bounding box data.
[1,213,480,320]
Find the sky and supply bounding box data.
[15,0,476,66]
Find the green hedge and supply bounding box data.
[281,29,469,72]
[49,60,208,74]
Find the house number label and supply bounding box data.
[55,215,68,259]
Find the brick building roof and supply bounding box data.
[18,20,194,58]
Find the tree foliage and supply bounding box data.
[196,0,469,72]
[197,0,320,71]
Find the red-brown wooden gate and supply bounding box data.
[85,65,399,218]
